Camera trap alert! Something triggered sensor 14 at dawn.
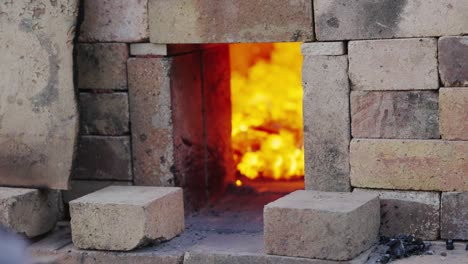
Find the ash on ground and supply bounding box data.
[366,235,433,263]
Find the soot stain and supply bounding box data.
[326,17,340,28]
[30,35,60,113]
[362,0,407,37]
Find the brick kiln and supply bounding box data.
[0,0,467,263]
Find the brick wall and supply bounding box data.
[69,0,467,239]
[302,36,467,240]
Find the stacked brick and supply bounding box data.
[304,1,467,240]
[69,0,144,201]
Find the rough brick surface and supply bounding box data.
[440,88,468,140]
[302,55,350,192]
[79,93,129,136]
[314,0,468,40]
[77,44,128,90]
[438,36,468,87]
[441,192,468,240]
[354,189,440,240]
[351,91,439,139]
[349,38,438,91]
[128,58,175,187]
[301,42,345,56]
[0,187,60,237]
[149,0,314,43]
[350,139,468,192]
[69,186,184,251]
[0,0,78,190]
[79,0,149,42]
[264,191,379,261]
[73,136,132,181]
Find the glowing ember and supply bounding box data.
[230,43,304,181]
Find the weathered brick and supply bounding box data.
[440,88,468,140]
[438,36,468,87]
[149,0,314,43]
[79,0,149,42]
[441,192,468,240]
[302,55,351,192]
[0,187,60,237]
[351,91,439,139]
[354,189,440,240]
[128,57,177,187]
[0,0,78,190]
[350,139,468,192]
[77,44,128,90]
[73,136,132,181]
[349,38,438,91]
[69,186,184,251]
[79,93,129,136]
[264,191,379,261]
[314,0,468,40]
[301,42,345,56]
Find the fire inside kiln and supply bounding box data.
[229,43,304,189]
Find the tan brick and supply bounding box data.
[438,36,468,87]
[439,88,468,140]
[0,0,78,190]
[70,186,184,251]
[354,189,440,240]
[149,0,313,43]
[0,187,60,237]
[351,91,439,139]
[350,139,468,191]
[349,38,438,91]
[441,192,468,240]
[79,0,149,42]
[77,44,128,90]
[302,55,351,191]
[264,191,379,261]
[301,42,345,56]
[127,57,175,187]
[79,93,129,136]
[73,136,132,181]
[314,0,468,41]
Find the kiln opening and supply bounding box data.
[166,42,304,210]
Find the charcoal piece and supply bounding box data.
[446,239,455,250]
[377,235,432,262]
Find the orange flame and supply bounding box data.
[230,43,304,181]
